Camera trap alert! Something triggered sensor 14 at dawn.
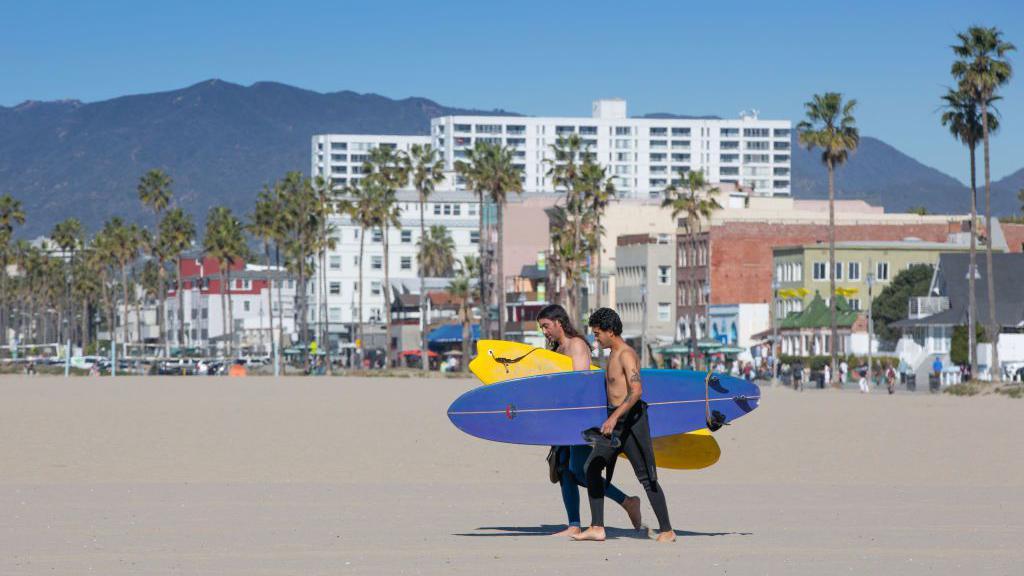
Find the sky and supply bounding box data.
[2,0,1022,183]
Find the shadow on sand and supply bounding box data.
[454,525,751,540]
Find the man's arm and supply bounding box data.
[567,338,592,371]
[601,349,643,436]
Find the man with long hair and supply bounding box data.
[536,304,641,537]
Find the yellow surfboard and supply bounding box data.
[468,340,721,470]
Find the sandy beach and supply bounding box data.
[1,375,1021,575]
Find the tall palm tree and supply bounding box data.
[204,206,249,357]
[0,194,26,347]
[97,218,142,357]
[363,146,407,367]
[71,242,101,351]
[138,169,174,355]
[580,159,615,310]
[51,217,83,347]
[311,176,340,373]
[159,208,195,351]
[249,186,281,367]
[662,169,722,369]
[797,92,859,385]
[403,143,445,369]
[340,176,384,367]
[545,135,592,321]
[457,142,522,340]
[456,143,492,340]
[952,26,1015,382]
[940,88,1000,378]
[418,225,456,277]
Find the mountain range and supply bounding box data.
[1,79,1021,237]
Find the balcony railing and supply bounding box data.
[909,296,949,319]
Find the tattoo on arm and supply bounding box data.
[629,369,641,384]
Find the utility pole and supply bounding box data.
[771,279,780,386]
[867,258,875,391]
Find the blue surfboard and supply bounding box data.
[447,369,759,446]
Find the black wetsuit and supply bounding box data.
[584,401,672,533]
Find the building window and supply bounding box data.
[243,301,251,312]
[371,281,381,296]
[848,262,860,281]
[658,266,670,285]
[401,230,412,243]
[401,256,412,270]
[330,255,342,270]
[329,307,342,322]
[849,299,861,311]
[470,230,480,244]
[372,229,382,242]
[329,282,341,295]
[813,262,827,280]
[372,256,382,270]
[658,303,671,322]
[353,255,359,267]
[877,262,890,281]
[469,203,478,216]
[834,262,843,280]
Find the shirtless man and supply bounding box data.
[536,304,642,537]
[573,307,675,543]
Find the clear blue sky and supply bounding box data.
[2,0,1021,182]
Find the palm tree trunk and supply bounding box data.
[828,160,838,386]
[158,265,168,357]
[81,301,90,352]
[275,245,285,375]
[461,303,470,373]
[265,242,275,364]
[176,258,185,350]
[595,213,603,309]
[226,267,234,357]
[968,143,978,378]
[357,232,365,368]
[134,281,142,354]
[121,266,129,358]
[478,192,488,340]
[981,102,999,383]
[383,225,392,368]
[497,200,506,341]
[420,197,428,370]
[220,269,228,357]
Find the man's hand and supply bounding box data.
[600,416,617,437]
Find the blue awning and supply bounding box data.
[427,323,480,343]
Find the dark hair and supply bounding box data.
[587,307,623,336]
[537,304,591,351]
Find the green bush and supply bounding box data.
[944,382,982,396]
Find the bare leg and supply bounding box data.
[621,496,642,529]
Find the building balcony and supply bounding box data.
[909,296,949,319]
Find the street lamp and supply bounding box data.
[771,279,780,386]
[866,268,875,390]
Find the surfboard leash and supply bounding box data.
[489,347,543,374]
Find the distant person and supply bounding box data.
[932,356,942,377]
[886,364,897,395]
[792,360,804,391]
[858,369,870,394]
[839,360,849,384]
[823,364,832,387]
[536,304,641,538]
[575,307,674,543]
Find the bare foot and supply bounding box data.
[621,496,642,529]
[570,526,606,541]
[551,525,581,537]
[654,530,676,543]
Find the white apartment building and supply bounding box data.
[308,189,483,336]
[431,99,792,198]
[311,134,429,190]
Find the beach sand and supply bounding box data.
[1,375,1021,575]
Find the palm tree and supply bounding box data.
[138,169,173,220]
[580,159,615,310]
[457,142,522,340]
[204,206,249,357]
[0,194,26,347]
[96,218,142,358]
[418,225,456,277]
[797,92,859,385]
[952,26,1015,382]
[449,255,479,372]
[249,186,281,368]
[940,87,1000,378]
[51,217,83,347]
[340,176,383,367]
[312,176,339,373]
[545,135,593,321]
[71,242,101,351]
[363,146,407,367]
[662,169,723,370]
[403,143,445,369]
[159,208,195,351]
